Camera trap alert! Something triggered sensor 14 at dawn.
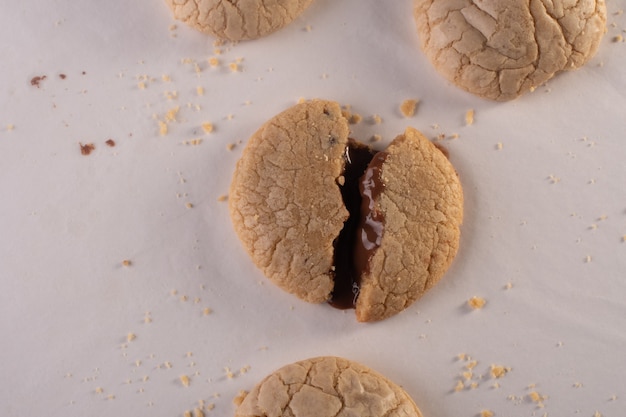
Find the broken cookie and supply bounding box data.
[165,0,313,41]
[229,99,463,322]
[413,0,607,100]
[234,356,423,417]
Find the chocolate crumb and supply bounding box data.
[105,139,116,147]
[30,75,47,88]
[59,74,67,80]
[79,142,95,155]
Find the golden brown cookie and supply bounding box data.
[228,99,463,321]
[413,0,607,101]
[165,0,313,41]
[234,356,423,417]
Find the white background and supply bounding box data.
[1,1,625,416]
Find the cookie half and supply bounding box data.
[165,0,314,41]
[413,0,607,100]
[234,356,423,417]
[354,127,463,322]
[229,100,463,321]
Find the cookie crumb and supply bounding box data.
[453,380,464,392]
[584,255,592,263]
[180,375,190,387]
[165,106,180,122]
[465,109,475,126]
[194,408,205,417]
[182,138,203,146]
[127,332,136,342]
[226,143,236,151]
[504,282,513,290]
[468,296,486,309]
[217,195,228,202]
[79,142,95,155]
[122,259,132,267]
[490,365,509,378]
[185,203,194,209]
[480,410,494,417]
[400,99,419,117]
[349,113,362,124]
[202,307,212,315]
[30,75,47,88]
[229,62,240,72]
[158,121,168,136]
[495,142,503,150]
[202,122,214,133]
[233,391,248,406]
[613,34,624,42]
[371,114,383,124]
[197,86,204,96]
[528,390,546,404]
[370,134,382,143]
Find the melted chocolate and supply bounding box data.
[330,140,375,309]
[354,151,387,281]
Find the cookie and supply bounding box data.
[234,356,423,417]
[165,0,313,41]
[229,100,463,321]
[413,0,607,101]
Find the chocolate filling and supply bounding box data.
[329,140,387,309]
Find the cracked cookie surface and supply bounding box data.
[234,356,423,417]
[165,0,313,41]
[414,0,607,100]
